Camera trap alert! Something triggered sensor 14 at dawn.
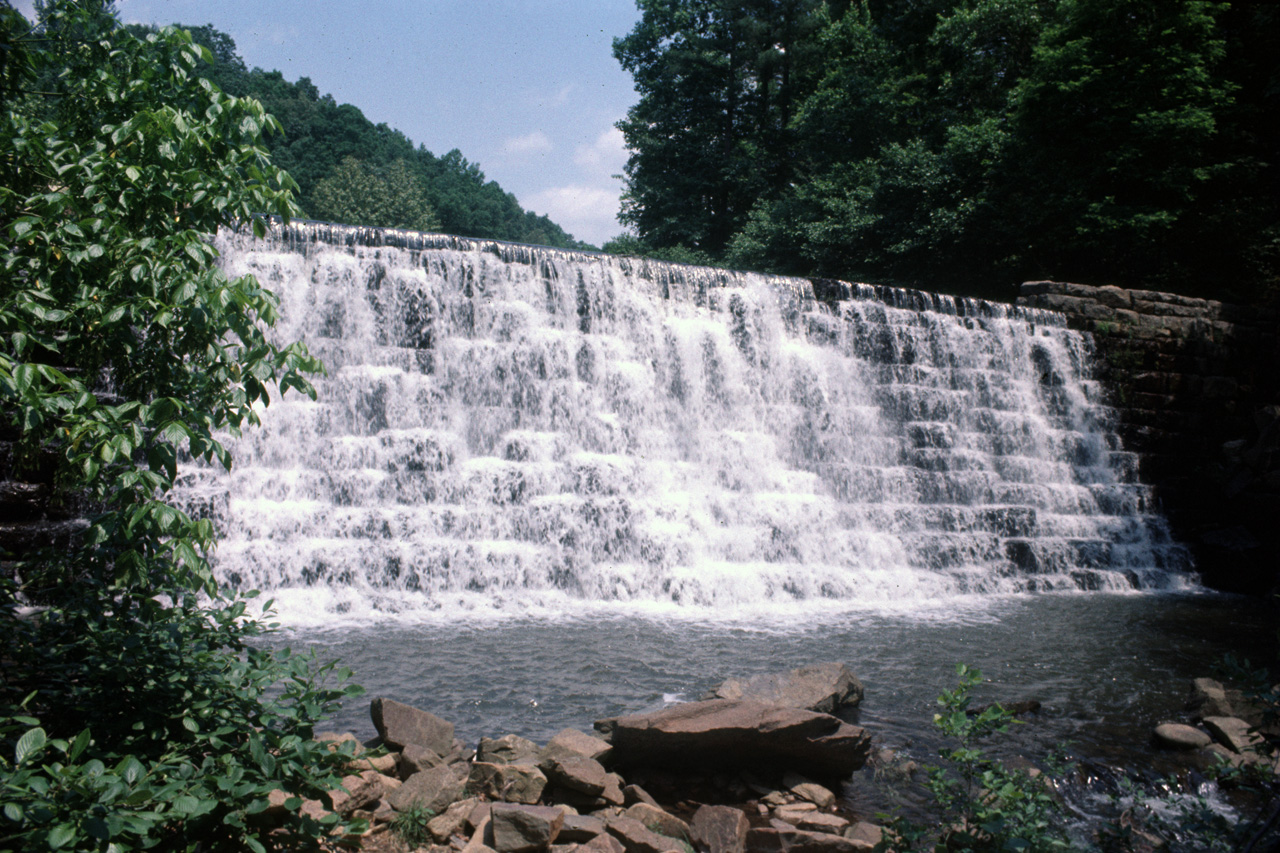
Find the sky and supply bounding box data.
[12,1,643,247]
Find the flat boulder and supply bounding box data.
[371,697,454,754]
[703,664,863,714]
[541,728,614,766]
[746,828,864,853]
[606,816,685,853]
[1203,716,1263,754]
[480,734,542,766]
[597,700,871,779]
[1153,722,1212,750]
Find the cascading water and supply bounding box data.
[176,221,1194,624]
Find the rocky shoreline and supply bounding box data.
[282,663,1275,853]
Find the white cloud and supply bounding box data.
[573,127,628,179]
[501,130,554,158]
[527,184,622,248]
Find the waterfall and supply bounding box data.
[177,222,1194,622]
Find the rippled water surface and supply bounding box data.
[268,590,1270,779]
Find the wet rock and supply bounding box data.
[470,761,549,805]
[1203,716,1263,754]
[606,816,685,853]
[481,734,542,766]
[690,805,750,853]
[1153,722,1212,750]
[704,663,863,714]
[490,804,566,853]
[371,697,455,753]
[1186,678,1233,720]
[598,700,871,779]
[745,827,863,853]
[624,803,689,843]
[545,754,609,796]
[389,765,464,814]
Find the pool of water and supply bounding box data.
[265,589,1272,781]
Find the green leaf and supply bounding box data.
[48,824,77,849]
[15,726,47,763]
[4,802,23,822]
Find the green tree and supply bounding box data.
[311,155,442,232]
[613,0,827,257]
[1,3,362,850]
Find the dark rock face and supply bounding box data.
[371,697,455,753]
[597,700,872,778]
[703,663,863,714]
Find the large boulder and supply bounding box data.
[389,764,464,814]
[690,805,750,853]
[469,761,549,804]
[480,734,542,766]
[370,697,454,753]
[596,700,871,779]
[703,664,863,714]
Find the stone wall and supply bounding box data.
[1018,282,1280,594]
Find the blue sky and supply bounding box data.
[14,1,642,246]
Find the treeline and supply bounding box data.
[611,0,1280,302]
[164,24,591,250]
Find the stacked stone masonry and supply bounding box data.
[1017,281,1280,593]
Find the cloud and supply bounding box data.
[527,184,622,248]
[501,131,554,158]
[573,127,628,179]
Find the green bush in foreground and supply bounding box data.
[1,2,361,850]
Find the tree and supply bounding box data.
[1,3,362,849]
[311,155,442,232]
[613,0,827,256]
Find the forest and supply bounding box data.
[610,0,1280,303]
[171,24,590,251]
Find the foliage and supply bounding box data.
[389,804,436,848]
[310,156,442,233]
[601,233,717,267]
[176,26,591,249]
[615,0,1280,302]
[1,3,364,850]
[879,665,1069,853]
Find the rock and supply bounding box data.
[577,834,627,853]
[745,827,863,853]
[546,754,609,796]
[352,752,399,775]
[490,803,567,853]
[481,734,543,766]
[1203,716,1263,754]
[317,731,365,756]
[598,700,871,779]
[606,816,685,853]
[430,799,482,842]
[624,785,660,808]
[371,697,455,753]
[389,765,464,814]
[541,728,614,766]
[560,814,608,843]
[703,663,863,714]
[464,815,498,853]
[787,814,848,835]
[470,761,549,804]
[772,805,817,826]
[782,774,835,809]
[842,823,882,852]
[761,791,790,807]
[401,743,448,778]
[1186,678,1234,720]
[330,770,385,815]
[1153,722,1212,750]
[690,805,750,853]
[624,803,689,843]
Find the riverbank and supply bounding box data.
[284,659,1277,853]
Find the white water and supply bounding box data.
[176,222,1194,626]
